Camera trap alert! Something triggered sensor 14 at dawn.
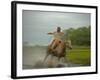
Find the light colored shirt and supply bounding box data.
[51,32,65,41]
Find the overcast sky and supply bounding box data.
[22,10,90,46]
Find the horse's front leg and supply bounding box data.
[43,53,49,63]
[47,54,55,68]
[58,57,61,62]
[43,46,51,63]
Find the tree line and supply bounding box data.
[63,26,90,46]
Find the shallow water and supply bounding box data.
[23,46,82,69]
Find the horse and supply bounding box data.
[43,39,72,67]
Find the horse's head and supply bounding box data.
[66,40,72,49]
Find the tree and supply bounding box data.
[63,26,90,46]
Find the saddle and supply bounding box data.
[51,39,61,48]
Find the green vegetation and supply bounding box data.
[63,26,91,66]
[63,26,90,46]
[66,47,91,66]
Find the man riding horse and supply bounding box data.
[48,27,65,51]
[43,27,72,67]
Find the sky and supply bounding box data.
[22,10,90,46]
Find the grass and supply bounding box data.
[66,46,91,66]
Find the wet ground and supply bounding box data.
[23,46,81,69]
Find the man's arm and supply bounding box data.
[47,32,54,35]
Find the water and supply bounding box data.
[23,46,81,69]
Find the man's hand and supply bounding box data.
[47,32,53,35]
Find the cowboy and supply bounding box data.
[43,27,72,64]
[47,27,66,51]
